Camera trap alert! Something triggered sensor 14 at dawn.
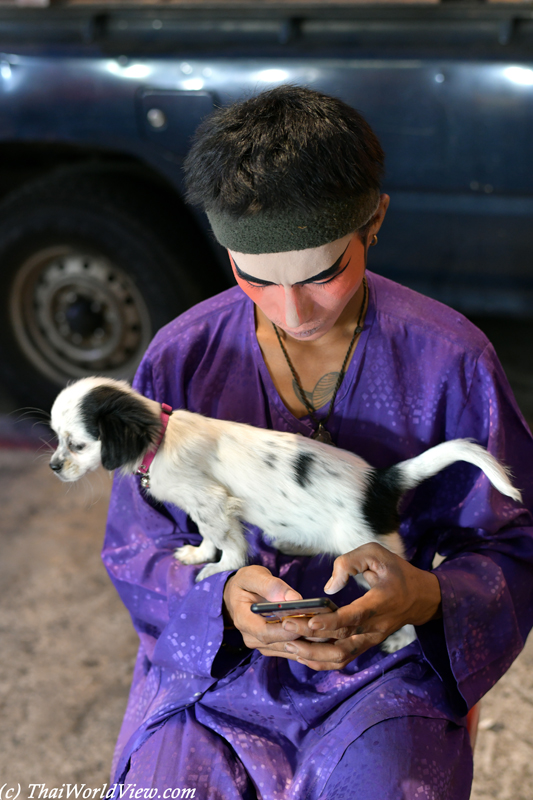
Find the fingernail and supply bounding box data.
[324,578,333,591]
[283,621,297,632]
[309,621,324,631]
[285,589,301,601]
[285,643,298,654]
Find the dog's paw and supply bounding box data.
[381,624,416,653]
[174,544,213,565]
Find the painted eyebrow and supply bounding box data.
[233,242,351,286]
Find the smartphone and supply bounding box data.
[250,597,338,623]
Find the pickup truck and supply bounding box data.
[0,1,532,405]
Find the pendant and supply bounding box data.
[311,424,335,446]
[140,474,151,489]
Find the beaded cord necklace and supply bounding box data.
[272,276,368,446]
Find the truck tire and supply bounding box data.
[0,166,212,410]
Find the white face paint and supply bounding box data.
[231,233,353,285]
[229,232,367,341]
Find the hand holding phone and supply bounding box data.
[250,597,338,623]
[223,566,334,656]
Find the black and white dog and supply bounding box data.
[50,377,521,588]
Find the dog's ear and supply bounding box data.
[80,386,162,471]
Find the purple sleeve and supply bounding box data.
[101,357,245,679]
[416,344,533,712]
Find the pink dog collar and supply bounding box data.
[136,402,173,489]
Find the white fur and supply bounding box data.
[49,377,522,652]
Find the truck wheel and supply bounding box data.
[0,168,210,410]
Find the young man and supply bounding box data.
[104,86,533,799]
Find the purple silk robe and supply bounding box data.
[103,272,533,797]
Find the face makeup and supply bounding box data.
[229,232,366,341]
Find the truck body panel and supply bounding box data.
[0,3,532,399]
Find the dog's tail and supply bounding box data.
[396,439,522,502]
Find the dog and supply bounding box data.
[49,377,521,651]
[49,375,522,572]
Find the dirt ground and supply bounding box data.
[0,315,532,800]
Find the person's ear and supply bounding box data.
[368,194,390,240]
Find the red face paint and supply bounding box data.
[229,234,366,341]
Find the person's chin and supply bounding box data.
[283,323,329,341]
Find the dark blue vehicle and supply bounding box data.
[0,2,532,404]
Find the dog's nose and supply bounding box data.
[49,461,63,472]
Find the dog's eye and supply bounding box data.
[71,443,86,452]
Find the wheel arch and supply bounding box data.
[0,140,228,291]
[0,148,229,407]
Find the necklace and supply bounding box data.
[272,276,367,446]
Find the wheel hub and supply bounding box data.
[10,246,152,385]
[61,293,106,339]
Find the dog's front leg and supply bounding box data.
[175,537,219,566]
[172,484,248,581]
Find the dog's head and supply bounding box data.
[49,378,162,481]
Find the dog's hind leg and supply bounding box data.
[381,625,416,652]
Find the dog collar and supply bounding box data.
[135,402,173,489]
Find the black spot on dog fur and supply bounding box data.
[294,452,314,488]
[264,454,277,468]
[362,466,403,537]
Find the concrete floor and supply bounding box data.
[1,315,532,799]
[0,451,136,795]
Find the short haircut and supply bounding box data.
[183,85,385,239]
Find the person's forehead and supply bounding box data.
[229,231,353,284]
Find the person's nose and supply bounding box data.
[283,286,309,329]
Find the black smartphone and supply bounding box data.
[250,597,338,623]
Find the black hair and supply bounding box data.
[184,85,384,235]
[80,385,162,471]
